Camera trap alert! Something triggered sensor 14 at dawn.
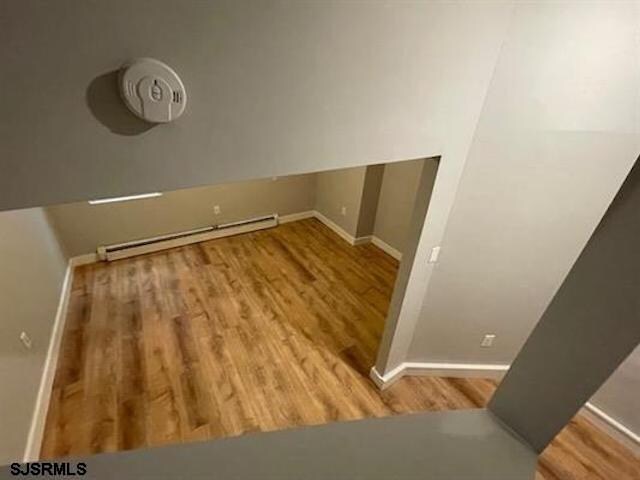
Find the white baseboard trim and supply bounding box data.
[583,403,640,452]
[278,211,315,224]
[370,236,402,260]
[369,365,406,390]
[69,252,99,267]
[403,361,510,379]
[371,361,510,390]
[372,361,639,450]
[312,211,358,245]
[311,212,392,251]
[353,235,373,246]
[23,263,75,462]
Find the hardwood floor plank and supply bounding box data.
[41,219,639,479]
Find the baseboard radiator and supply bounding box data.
[97,214,279,261]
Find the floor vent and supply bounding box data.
[97,214,279,261]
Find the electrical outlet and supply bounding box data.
[20,331,32,350]
[213,205,221,215]
[340,206,347,216]
[428,246,441,263]
[481,334,496,348]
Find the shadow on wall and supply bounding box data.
[86,70,155,136]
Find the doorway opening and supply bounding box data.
[11,158,443,460]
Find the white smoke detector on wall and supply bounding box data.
[119,58,187,123]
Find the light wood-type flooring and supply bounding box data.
[41,218,639,478]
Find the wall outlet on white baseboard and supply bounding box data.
[213,205,221,215]
[20,331,32,349]
[340,206,347,216]
[481,334,496,348]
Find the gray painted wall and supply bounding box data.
[314,167,367,237]
[0,1,509,212]
[5,0,639,461]
[0,209,67,464]
[47,174,316,256]
[373,159,435,254]
[404,2,640,438]
[314,160,436,248]
[46,163,426,258]
[355,165,384,238]
[403,5,640,436]
[489,159,640,452]
[0,1,512,420]
[590,346,640,437]
[408,2,639,365]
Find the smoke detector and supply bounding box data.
[119,58,187,123]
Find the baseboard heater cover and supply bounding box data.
[98,214,279,261]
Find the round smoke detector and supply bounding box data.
[119,58,187,123]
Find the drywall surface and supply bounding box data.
[0,209,67,464]
[489,159,640,452]
[0,0,513,386]
[408,1,640,365]
[0,1,510,213]
[1,410,537,478]
[590,345,640,437]
[314,167,366,237]
[373,159,434,253]
[47,174,316,256]
[372,3,512,372]
[375,159,441,375]
[355,165,384,238]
